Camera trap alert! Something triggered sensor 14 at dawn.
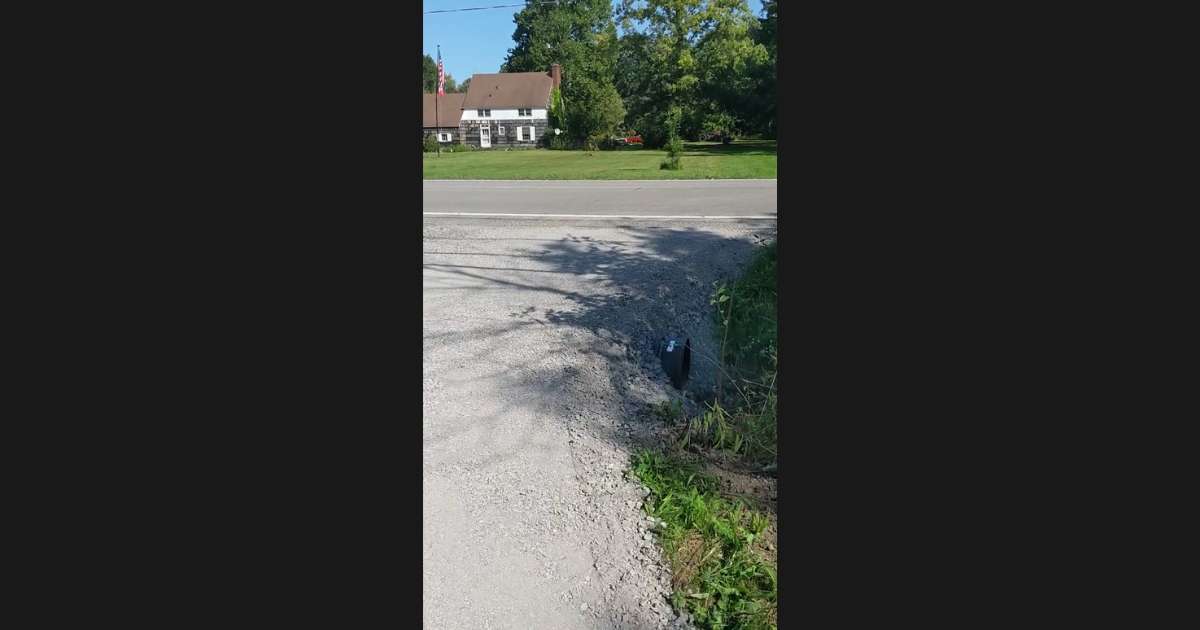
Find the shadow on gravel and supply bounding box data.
[423,222,775,627]
[424,222,776,464]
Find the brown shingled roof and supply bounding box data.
[462,72,554,109]
[423,92,466,128]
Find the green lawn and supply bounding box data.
[422,140,776,180]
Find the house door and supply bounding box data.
[480,126,491,148]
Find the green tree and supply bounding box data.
[422,54,437,92]
[422,53,458,93]
[565,77,625,148]
[503,0,617,78]
[617,0,707,146]
[504,0,623,146]
[748,0,777,136]
[613,32,670,142]
[757,0,777,61]
[617,0,772,142]
[458,77,471,93]
[693,0,768,137]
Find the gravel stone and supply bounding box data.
[424,209,773,630]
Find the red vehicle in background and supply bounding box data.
[615,132,643,145]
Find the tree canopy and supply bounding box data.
[503,0,625,145]
[617,0,771,144]
[442,0,778,145]
[422,54,436,92]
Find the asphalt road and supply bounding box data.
[423,179,776,218]
[423,181,776,629]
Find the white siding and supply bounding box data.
[460,108,547,121]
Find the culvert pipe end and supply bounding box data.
[658,337,691,390]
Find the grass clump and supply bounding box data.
[682,390,776,468]
[651,399,685,424]
[685,241,777,467]
[713,241,777,377]
[633,450,776,630]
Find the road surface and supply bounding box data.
[423,179,777,219]
[423,180,776,629]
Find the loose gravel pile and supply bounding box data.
[424,218,775,629]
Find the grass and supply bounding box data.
[684,241,777,466]
[631,241,780,629]
[714,241,778,378]
[422,140,776,180]
[651,399,686,424]
[628,240,777,624]
[632,451,777,630]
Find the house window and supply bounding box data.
[518,108,531,116]
[438,133,451,143]
[526,126,535,142]
[476,109,491,117]
[497,126,505,136]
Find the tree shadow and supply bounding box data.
[423,221,775,627]
[682,140,777,156]
[424,222,777,471]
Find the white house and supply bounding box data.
[458,64,561,149]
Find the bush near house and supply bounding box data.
[422,134,439,153]
[544,135,571,150]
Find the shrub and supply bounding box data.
[422,134,439,153]
[660,135,683,170]
[547,87,565,131]
[543,134,571,150]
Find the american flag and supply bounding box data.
[437,53,445,96]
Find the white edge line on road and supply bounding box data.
[423,179,777,183]
[423,212,776,220]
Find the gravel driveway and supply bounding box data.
[423,198,775,629]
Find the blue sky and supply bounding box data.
[424,0,764,85]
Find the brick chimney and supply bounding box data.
[549,63,561,89]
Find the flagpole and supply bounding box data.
[435,45,441,157]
